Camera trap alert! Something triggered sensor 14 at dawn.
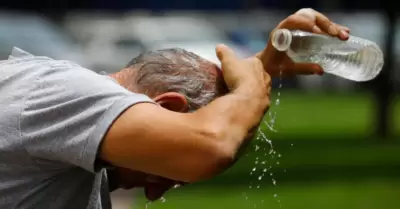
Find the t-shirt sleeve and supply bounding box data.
[21,64,155,173]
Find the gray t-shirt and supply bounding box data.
[0,48,154,209]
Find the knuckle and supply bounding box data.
[285,15,298,24]
[297,8,314,14]
[277,14,296,29]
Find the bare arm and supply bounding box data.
[100,85,268,183]
[100,45,270,183]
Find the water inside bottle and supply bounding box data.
[284,31,384,82]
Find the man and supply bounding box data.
[0,8,349,209]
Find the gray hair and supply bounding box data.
[125,48,228,111]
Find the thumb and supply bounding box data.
[216,44,237,63]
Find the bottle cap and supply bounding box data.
[271,29,292,52]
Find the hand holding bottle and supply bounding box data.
[257,8,351,77]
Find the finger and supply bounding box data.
[335,23,350,33]
[215,44,237,64]
[315,13,339,37]
[296,8,339,37]
[333,23,350,40]
[291,63,324,76]
[278,14,317,32]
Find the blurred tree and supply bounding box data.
[374,1,396,139]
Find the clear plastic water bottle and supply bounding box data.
[271,29,384,82]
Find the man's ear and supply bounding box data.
[153,92,189,112]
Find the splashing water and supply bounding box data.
[272,178,277,186]
[160,197,166,203]
[145,201,151,209]
[266,69,284,130]
[245,68,284,207]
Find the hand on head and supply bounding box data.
[257,8,351,77]
[216,44,271,101]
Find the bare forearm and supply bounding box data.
[101,88,268,183]
[194,86,269,156]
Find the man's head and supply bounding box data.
[112,48,228,113]
[109,48,228,199]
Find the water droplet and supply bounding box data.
[274,193,278,198]
[145,202,151,209]
[278,154,282,158]
[276,161,280,165]
[269,149,274,154]
[263,168,267,172]
[275,99,280,105]
[249,185,252,188]
[256,185,260,188]
[255,145,260,151]
[272,178,276,186]
[291,144,294,147]
[255,161,258,164]
[252,167,256,172]
[261,161,266,164]
[173,184,181,189]
[160,197,166,203]
[270,172,273,176]
[258,175,263,180]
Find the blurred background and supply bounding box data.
[2,0,399,209]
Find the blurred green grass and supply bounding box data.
[131,91,400,209]
[263,91,375,138]
[134,180,400,209]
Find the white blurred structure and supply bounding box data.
[64,13,136,72]
[64,13,251,72]
[0,11,89,68]
[121,15,251,63]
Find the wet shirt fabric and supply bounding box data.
[0,48,154,209]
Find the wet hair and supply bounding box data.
[125,48,228,111]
